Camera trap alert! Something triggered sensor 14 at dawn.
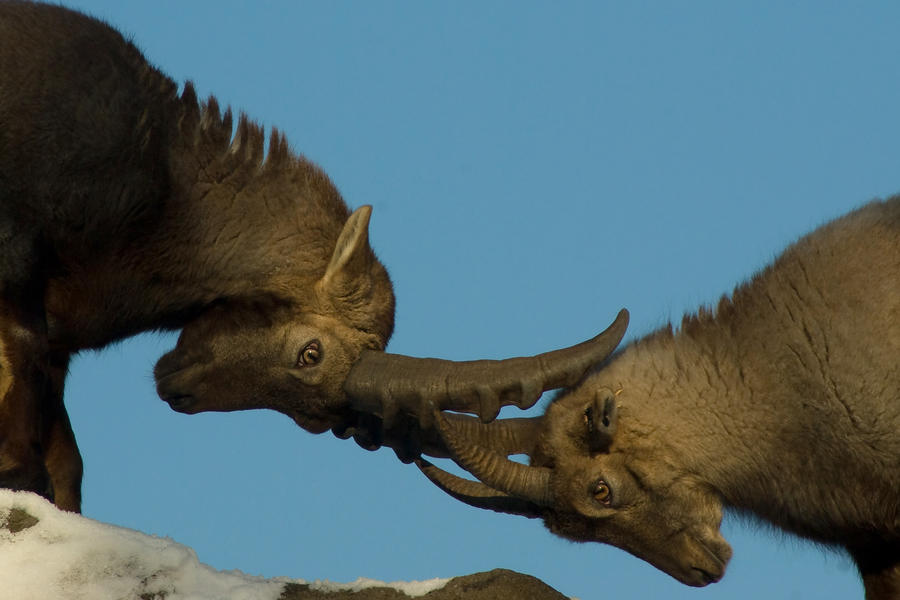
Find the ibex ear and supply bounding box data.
[320,205,373,297]
[584,388,618,453]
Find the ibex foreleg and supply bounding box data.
[41,352,83,512]
[0,296,53,502]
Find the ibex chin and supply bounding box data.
[419,197,900,599]
[0,1,627,513]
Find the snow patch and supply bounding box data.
[309,576,450,597]
[0,490,449,599]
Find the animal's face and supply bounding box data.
[536,386,732,587]
[152,205,627,444]
[155,205,392,434]
[154,302,382,433]
[416,319,734,587]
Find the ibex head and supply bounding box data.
[153,205,385,433]
[154,206,630,443]
[417,362,732,588]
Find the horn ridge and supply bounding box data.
[436,412,553,507]
[440,413,542,457]
[416,459,544,519]
[344,309,629,428]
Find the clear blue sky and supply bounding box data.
[57,2,899,599]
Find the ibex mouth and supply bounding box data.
[679,537,730,587]
[162,393,195,412]
[688,566,722,587]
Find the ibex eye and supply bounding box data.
[298,341,322,366]
[593,479,613,505]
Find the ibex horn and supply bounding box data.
[435,410,553,507]
[437,413,542,457]
[335,412,543,464]
[416,458,544,519]
[344,309,628,428]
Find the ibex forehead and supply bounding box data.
[298,312,385,350]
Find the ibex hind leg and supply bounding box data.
[41,352,83,512]
[0,290,53,503]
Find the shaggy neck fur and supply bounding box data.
[602,200,900,549]
[608,319,899,551]
[45,77,393,350]
[156,84,353,298]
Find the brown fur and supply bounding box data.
[0,2,394,511]
[533,198,900,597]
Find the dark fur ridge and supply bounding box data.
[0,1,395,512]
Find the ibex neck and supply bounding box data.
[613,300,899,544]
[46,93,354,350]
[160,155,345,301]
[610,323,765,493]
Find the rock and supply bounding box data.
[1,507,39,533]
[0,492,570,600]
[279,569,569,600]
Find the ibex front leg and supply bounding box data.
[41,352,83,512]
[853,545,900,600]
[0,296,53,502]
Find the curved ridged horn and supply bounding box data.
[416,458,544,519]
[344,309,628,428]
[439,413,542,457]
[334,412,542,463]
[436,411,553,507]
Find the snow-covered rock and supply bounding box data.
[0,490,566,600]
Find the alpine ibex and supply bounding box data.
[418,197,900,599]
[0,1,626,512]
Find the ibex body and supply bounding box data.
[0,2,624,514]
[0,1,397,511]
[424,197,900,598]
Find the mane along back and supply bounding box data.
[167,81,351,228]
[174,83,293,175]
[676,197,900,352]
